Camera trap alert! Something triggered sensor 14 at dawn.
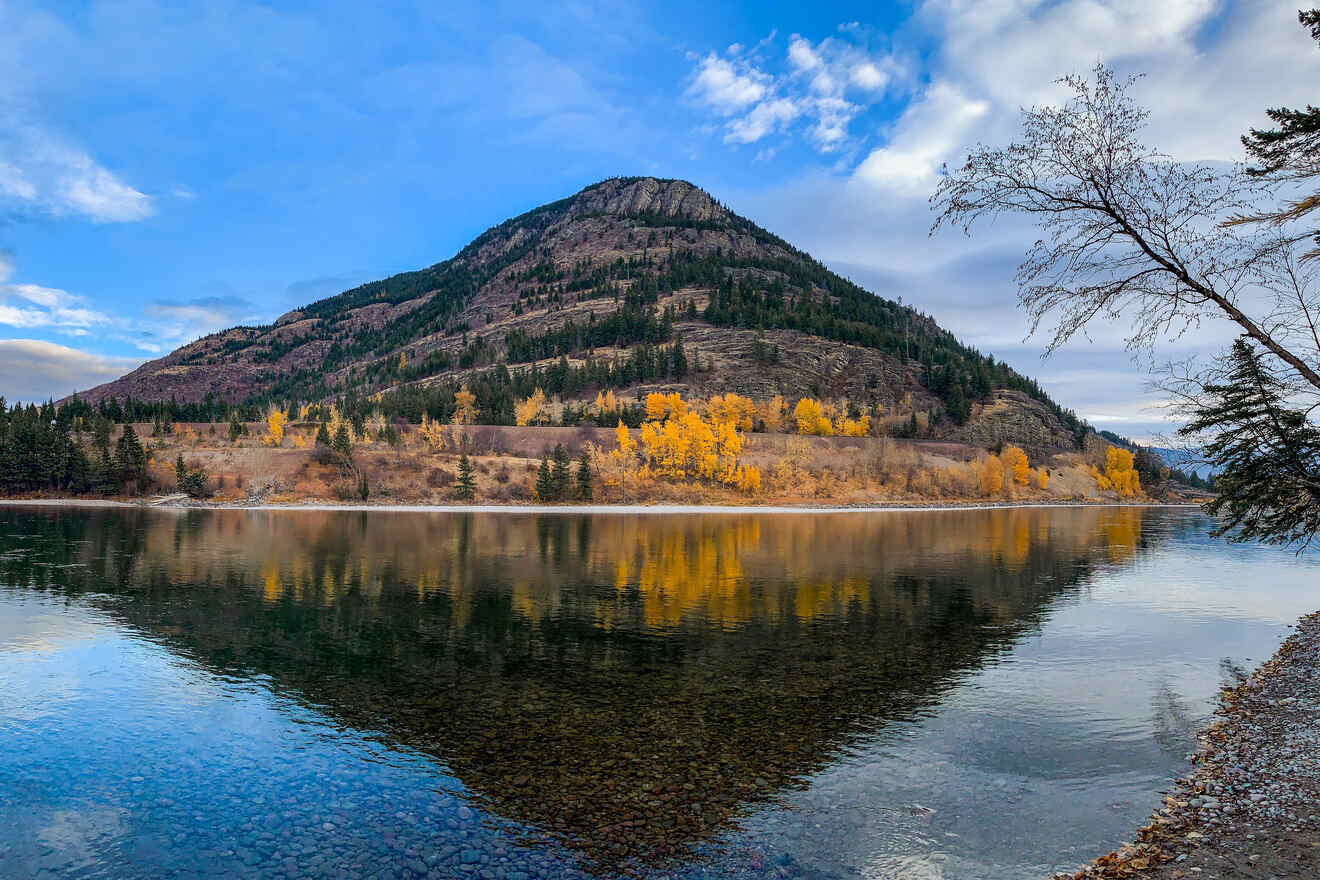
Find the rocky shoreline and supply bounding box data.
[0,496,1194,514]
[1058,611,1320,880]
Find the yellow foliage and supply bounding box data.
[326,405,356,445]
[418,414,449,451]
[1036,468,1049,490]
[1090,465,1114,491]
[615,420,636,455]
[733,464,761,494]
[978,454,1004,496]
[291,433,309,449]
[644,392,688,422]
[593,389,619,414]
[618,404,759,494]
[1099,446,1141,497]
[364,411,386,441]
[706,393,755,431]
[452,386,479,425]
[398,352,407,371]
[1002,445,1030,484]
[761,395,786,433]
[515,388,550,426]
[261,407,288,447]
[837,413,871,437]
[794,398,834,436]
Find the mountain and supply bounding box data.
[77,177,1086,449]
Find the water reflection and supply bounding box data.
[1,506,1154,874]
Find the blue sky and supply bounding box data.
[2,0,1317,440]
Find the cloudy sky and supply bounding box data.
[1,0,1316,439]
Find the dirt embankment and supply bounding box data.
[1057,612,1320,880]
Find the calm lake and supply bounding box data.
[1,505,1316,880]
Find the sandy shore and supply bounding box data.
[0,498,1194,515]
[1057,611,1320,879]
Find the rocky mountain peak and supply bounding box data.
[571,177,726,223]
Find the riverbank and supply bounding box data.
[1057,611,1320,880]
[0,497,1194,515]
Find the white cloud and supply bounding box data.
[688,53,770,114]
[850,62,887,91]
[0,127,154,222]
[0,282,111,330]
[787,36,821,72]
[686,31,902,152]
[726,97,801,144]
[0,339,142,403]
[854,83,988,193]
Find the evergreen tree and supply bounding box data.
[332,423,353,462]
[1181,339,1320,546]
[114,426,147,493]
[228,411,246,441]
[576,450,593,501]
[174,454,209,498]
[455,454,476,500]
[945,381,970,425]
[535,455,554,501]
[550,443,571,500]
[315,423,332,447]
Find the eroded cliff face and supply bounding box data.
[570,177,726,221]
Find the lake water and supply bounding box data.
[1,505,1316,880]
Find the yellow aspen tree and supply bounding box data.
[761,395,786,433]
[644,392,687,422]
[1102,447,1141,497]
[793,398,834,436]
[515,388,549,426]
[706,393,755,430]
[978,454,1005,496]
[1002,445,1031,484]
[261,407,288,447]
[418,414,448,451]
[1036,469,1049,490]
[452,386,479,425]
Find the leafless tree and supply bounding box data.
[932,66,1319,397]
[931,63,1320,545]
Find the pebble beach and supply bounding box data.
[1058,611,1320,879]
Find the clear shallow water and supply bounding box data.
[0,506,1316,880]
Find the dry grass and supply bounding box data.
[128,423,1123,506]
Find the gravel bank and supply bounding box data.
[1057,611,1320,880]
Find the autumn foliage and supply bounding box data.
[514,388,550,426]
[793,398,834,436]
[261,407,288,447]
[611,393,761,494]
[1092,446,1141,497]
[452,386,479,425]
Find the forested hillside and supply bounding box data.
[75,177,1087,450]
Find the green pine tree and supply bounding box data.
[315,423,332,447]
[114,426,147,493]
[228,411,246,441]
[550,443,570,500]
[535,455,554,502]
[455,454,476,500]
[1181,339,1320,546]
[576,450,593,501]
[332,423,353,463]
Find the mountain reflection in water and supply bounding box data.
[0,506,1153,873]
